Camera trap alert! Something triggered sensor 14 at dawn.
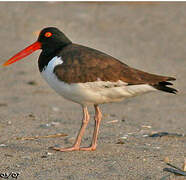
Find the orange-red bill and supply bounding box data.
[3,41,41,66]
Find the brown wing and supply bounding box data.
[54,43,176,86]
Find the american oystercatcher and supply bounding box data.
[3,27,177,152]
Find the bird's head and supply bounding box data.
[3,27,71,66]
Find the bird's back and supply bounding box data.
[53,43,177,94]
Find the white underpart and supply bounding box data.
[41,56,157,106]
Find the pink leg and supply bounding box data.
[80,105,102,151]
[52,106,90,152]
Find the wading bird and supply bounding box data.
[3,27,177,151]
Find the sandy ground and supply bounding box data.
[0,2,186,180]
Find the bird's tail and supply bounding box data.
[152,78,178,94]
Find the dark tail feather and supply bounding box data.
[152,79,178,94]
[159,81,173,86]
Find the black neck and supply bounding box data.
[38,46,65,72]
[42,40,72,56]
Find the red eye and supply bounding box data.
[44,32,52,37]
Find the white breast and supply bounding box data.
[41,56,156,106]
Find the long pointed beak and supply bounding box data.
[3,41,41,66]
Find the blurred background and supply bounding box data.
[0,2,185,180]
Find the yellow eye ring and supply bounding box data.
[44,32,52,38]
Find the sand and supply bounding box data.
[0,2,185,180]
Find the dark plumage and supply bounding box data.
[3,27,178,152]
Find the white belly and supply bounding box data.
[41,56,156,106]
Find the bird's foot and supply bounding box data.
[79,146,96,151]
[51,146,80,152]
[50,146,96,151]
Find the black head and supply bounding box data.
[38,27,72,55]
[3,27,72,67]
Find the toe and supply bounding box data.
[51,146,80,152]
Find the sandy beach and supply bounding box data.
[0,2,185,180]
